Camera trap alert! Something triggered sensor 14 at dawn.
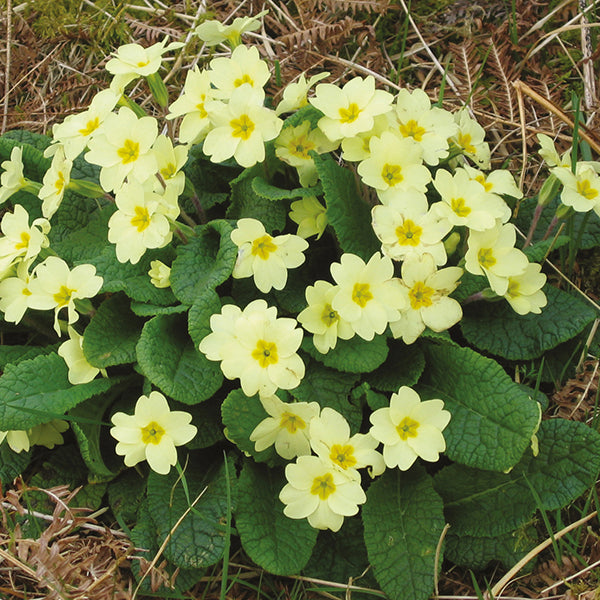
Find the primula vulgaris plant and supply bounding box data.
[0,12,599,600]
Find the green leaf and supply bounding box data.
[523,236,569,262]
[418,343,540,471]
[236,461,318,575]
[301,334,389,374]
[108,469,147,523]
[283,105,324,129]
[170,220,237,306]
[227,168,287,232]
[49,190,99,243]
[187,288,221,348]
[0,133,51,181]
[185,397,225,449]
[0,353,123,430]
[3,130,52,152]
[293,361,362,433]
[365,340,425,391]
[461,285,597,360]
[434,419,600,538]
[184,148,236,211]
[0,444,31,485]
[130,301,188,317]
[147,452,236,569]
[313,153,380,261]
[136,313,222,405]
[251,176,321,201]
[0,345,59,370]
[362,466,445,600]
[83,293,145,368]
[221,389,280,465]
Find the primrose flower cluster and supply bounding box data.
[0,11,558,535]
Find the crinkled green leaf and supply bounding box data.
[136,313,222,404]
[185,397,224,449]
[48,190,99,244]
[0,353,123,430]
[0,444,32,485]
[3,130,52,152]
[301,333,389,374]
[362,465,444,600]
[130,301,188,317]
[313,153,380,261]
[418,342,540,471]
[108,469,147,523]
[365,340,425,392]
[237,461,317,575]
[147,452,236,569]
[293,360,361,433]
[283,105,324,129]
[0,344,59,370]
[83,293,145,368]
[0,133,51,181]
[251,176,321,201]
[221,389,280,465]
[187,288,221,348]
[523,236,569,262]
[184,148,236,211]
[434,419,600,538]
[461,285,597,360]
[170,220,237,306]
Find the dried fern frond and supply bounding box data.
[448,40,484,106]
[486,40,520,123]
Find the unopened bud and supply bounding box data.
[537,173,561,207]
[146,72,169,108]
[443,232,461,256]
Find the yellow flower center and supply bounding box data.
[131,205,151,232]
[310,472,336,500]
[196,94,208,118]
[234,74,254,87]
[136,60,150,68]
[22,287,32,297]
[15,232,30,250]
[395,219,422,246]
[450,197,471,217]
[117,139,140,164]
[280,412,306,433]
[577,179,598,200]
[396,416,419,440]
[351,282,373,308]
[475,174,493,192]
[381,163,403,187]
[408,281,435,310]
[54,171,66,193]
[320,303,339,327]
[329,444,357,469]
[141,421,166,445]
[506,279,520,297]
[251,235,277,259]
[54,285,75,308]
[160,163,177,180]
[478,247,496,268]
[289,136,316,159]
[79,117,100,136]
[230,114,255,140]
[251,339,279,368]
[339,103,361,124]
[457,132,476,154]
[399,119,426,142]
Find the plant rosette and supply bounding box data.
[0,16,599,600]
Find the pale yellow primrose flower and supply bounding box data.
[108,179,174,265]
[276,72,330,116]
[432,168,508,231]
[28,420,69,449]
[110,390,197,475]
[203,87,282,168]
[371,190,451,266]
[84,106,158,193]
[199,299,305,397]
[310,75,394,142]
[310,407,385,478]
[392,88,458,166]
[340,114,392,163]
[552,163,600,215]
[0,430,30,453]
[275,121,337,187]
[38,146,72,219]
[167,67,215,145]
[451,110,491,169]
[249,394,320,460]
[369,386,451,470]
[46,89,120,161]
[503,262,547,315]
[0,204,50,279]
[230,218,308,293]
[105,37,183,79]
[0,147,27,204]
[297,280,355,354]
[152,134,188,197]
[58,326,102,385]
[148,260,171,289]
[463,165,523,201]
[537,133,571,168]
[465,222,529,296]
[27,256,103,336]
[357,131,431,203]
[195,10,268,47]
[0,260,34,324]
[330,252,406,341]
[208,45,271,98]
[280,454,366,532]
[390,253,463,345]
[289,196,327,240]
